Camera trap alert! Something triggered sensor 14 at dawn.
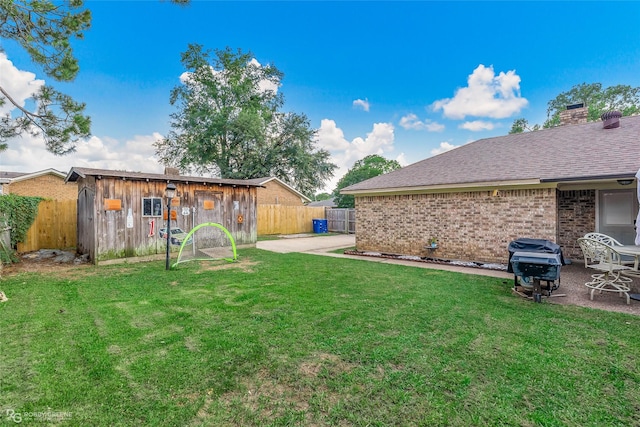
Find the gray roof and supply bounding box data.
[0,171,28,179]
[0,169,66,184]
[64,167,263,187]
[307,197,336,207]
[342,115,640,194]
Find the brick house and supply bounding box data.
[341,108,640,264]
[245,176,311,206]
[0,168,76,200]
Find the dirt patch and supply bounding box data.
[197,258,260,273]
[1,250,92,278]
[299,352,357,378]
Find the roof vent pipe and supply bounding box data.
[601,110,622,129]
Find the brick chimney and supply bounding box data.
[164,167,180,176]
[559,103,588,125]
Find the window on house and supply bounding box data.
[142,197,163,217]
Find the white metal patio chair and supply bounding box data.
[583,232,634,265]
[577,237,633,304]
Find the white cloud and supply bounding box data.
[430,141,459,156]
[0,132,165,175]
[353,98,370,112]
[431,64,528,120]
[0,52,44,115]
[399,113,445,132]
[316,119,396,192]
[459,120,496,131]
[395,152,408,166]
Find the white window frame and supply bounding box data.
[142,197,163,217]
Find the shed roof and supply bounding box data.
[64,167,264,188]
[342,115,640,194]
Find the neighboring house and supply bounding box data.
[0,168,76,200]
[307,197,337,208]
[341,108,640,264]
[245,177,311,206]
[65,167,262,264]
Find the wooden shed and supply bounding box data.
[65,167,261,264]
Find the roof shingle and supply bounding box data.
[343,115,640,193]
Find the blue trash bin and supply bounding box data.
[312,218,328,233]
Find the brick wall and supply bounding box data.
[355,188,557,264]
[6,175,77,200]
[257,181,305,206]
[557,190,595,260]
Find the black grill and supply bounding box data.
[507,238,566,302]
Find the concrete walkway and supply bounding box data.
[256,234,512,279]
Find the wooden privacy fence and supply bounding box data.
[327,208,356,233]
[17,199,77,252]
[258,205,326,235]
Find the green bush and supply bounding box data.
[0,194,43,263]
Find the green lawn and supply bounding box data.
[1,248,640,426]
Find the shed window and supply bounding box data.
[142,197,163,217]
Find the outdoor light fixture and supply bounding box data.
[617,179,634,186]
[165,183,177,270]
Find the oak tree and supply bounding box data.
[333,155,401,208]
[155,44,336,196]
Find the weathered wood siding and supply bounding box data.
[75,177,257,263]
[257,205,326,235]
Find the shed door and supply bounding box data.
[194,191,225,247]
[195,191,223,225]
[598,189,638,244]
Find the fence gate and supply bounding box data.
[326,208,355,234]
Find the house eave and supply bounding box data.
[341,179,546,196]
[9,168,67,183]
[542,173,637,184]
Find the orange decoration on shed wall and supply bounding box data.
[163,210,178,220]
[104,199,122,211]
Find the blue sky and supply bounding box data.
[1,1,640,194]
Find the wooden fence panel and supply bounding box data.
[327,208,356,233]
[17,199,77,252]
[258,205,326,235]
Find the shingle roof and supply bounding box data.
[307,197,336,207]
[342,115,640,194]
[0,169,66,183]
[64,167,263,187]
[0,171,28,179]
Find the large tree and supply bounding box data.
[0,0,92,154]
[155,44,336,196]
[333,155,401,208]
[509,82,640,133]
